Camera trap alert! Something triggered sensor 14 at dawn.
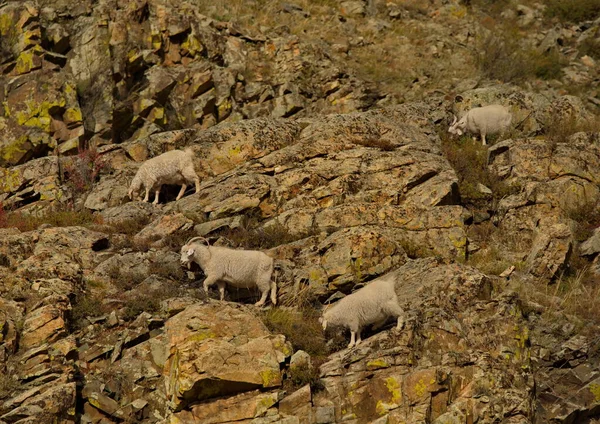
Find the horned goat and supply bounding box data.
[448,104,512,146]
[128,149,200,204]
[180,237,277,307]
[320,274,404,349]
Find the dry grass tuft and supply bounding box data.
[544,0,600,23]
[262,307,328,357]
[519,266,600,325]
[476,23,564,83]
[542,113,600,144]
[0,203,102,232]
[441,133,519,207]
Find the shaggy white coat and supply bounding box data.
[128,149,200,204]
[321,274,404,348]
[180,238,276,306]
[448,104,512,146]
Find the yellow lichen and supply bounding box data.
[256,394,278,416]
[259,369,281,387]
[186,329,216,343]
[414,378,428,398]
[217,99,232,120]
[64,108,83,124]
[273,338,292,357]
[589,383,600,402]
[182,34,203,57]
[0,168,23,192]
[1,137,28,165]
[366,359,390,370]
[0,13,13,35]
[386,377,402,403]
[15,50,35,75]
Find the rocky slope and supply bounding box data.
[1,0,600,423]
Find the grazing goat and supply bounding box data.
[320,274,404,349]
[180,237,277,306]
[448,104,512,146]
[128,149,200,204]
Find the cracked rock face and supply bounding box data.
[1,0,600,423]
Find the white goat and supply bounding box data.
[448,104,512,146]
[320,274,404,349]
[180,237,277,306]
[128,149,200,204]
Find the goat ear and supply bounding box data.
[186,248,194,256]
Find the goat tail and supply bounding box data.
[184,147,196,158]
[271,272,278,306]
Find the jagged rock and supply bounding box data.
[314,259,530,423]
[581,228,600,256]
[132,213,193,247]
[172,389,281,423]
[162,302,292,410]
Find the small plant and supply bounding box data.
[519,265,600,325]
[285,362,324,392]
[62,147,108,195]
[148,259,185,280]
